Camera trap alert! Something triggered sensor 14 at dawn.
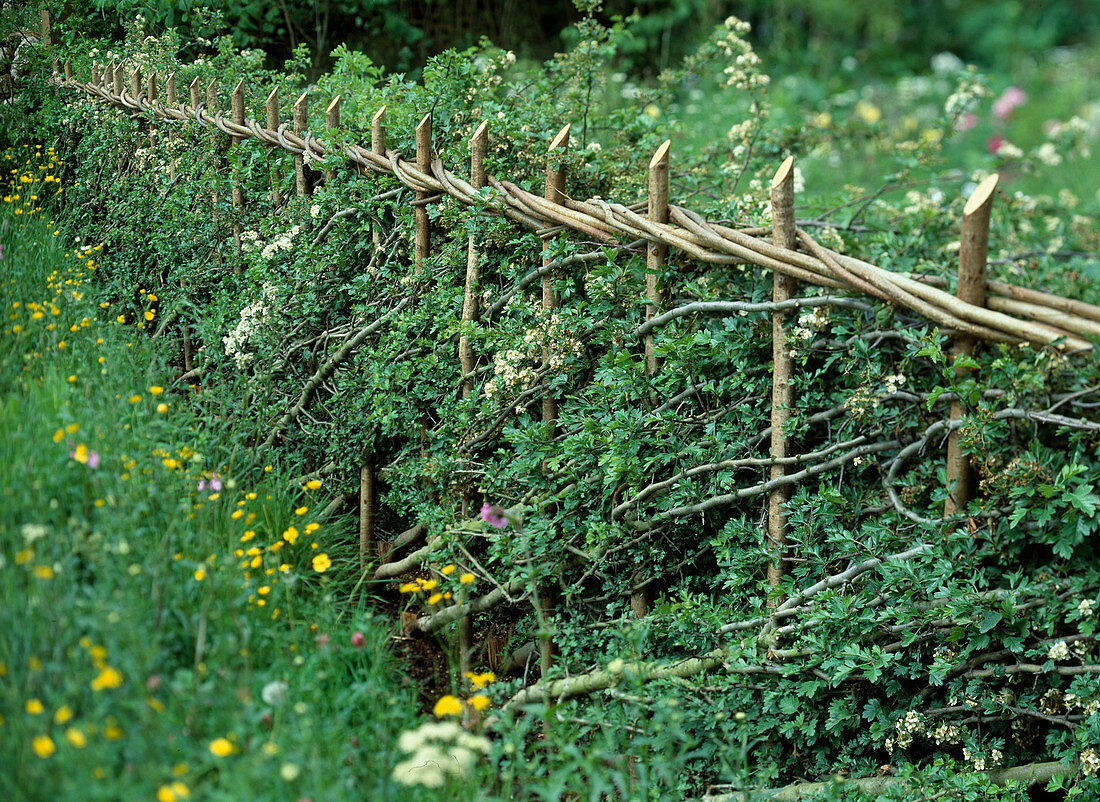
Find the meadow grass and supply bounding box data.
[0,144,423,802]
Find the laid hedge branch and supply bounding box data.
[698,761,1077,801]
[259,296,411,452]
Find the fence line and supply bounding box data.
[48,60,1100,353]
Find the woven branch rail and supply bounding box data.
[51,65,1100,352]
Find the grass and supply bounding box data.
[0,145,424,801]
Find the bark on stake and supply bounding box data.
[206,79,223,269]
[633,138,670,618]
[111,61,122,96]
[165,72,177,180]
[370,105,386,250]
[324,95,341,185]
[414,113,432,266]
[230,79,245,255]
[460,121,488,399]
[265,88,282,211]
[359,451,375,573]
[542,124,569,431]
[41,9,51,45]
[63,60,72,80]
[91,63,101,86]
[945,173,998,516]
[293,91,311,197]
[146,71,157,148]
[767,156,797,594]
[359,105,387,564]
[538,123,570,678]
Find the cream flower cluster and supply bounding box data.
[391,721,490,788]
[717,17,769,93]
[223,282,278,368]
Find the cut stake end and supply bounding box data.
[771,155,795,189]
[372,105,387,124]
[964,173,999,217]
[649,139,671,170]
[548,124,571,153]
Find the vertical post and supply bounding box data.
[111,62,123,97]
[166,72,177,180]
[371,106,386,250]
[146,71,157,149]
[265,88,283,212]
[359,451,375,572]
[207,78,223,269]
[230,79,245,255]
[631,138,671,619]
[63,60,72,81]
[542,124,570,432]
[91,63,101,86]
[945,173,998,517]
[767,156,797,594]
[460,121,488,399]
[414,113,432,267]
[324,95,341,185]
[41,9,51,45]
[188,76,200,113]
[293,91,311,197]
[129,68,141,102]
[359,105,387,571]
[537,124,570,680]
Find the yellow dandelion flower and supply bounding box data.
[304,479,322,490]
[149,385,164,395]
[282,527,298,544]
[441,564,456,575]
[193,568,206,581]
[303,522,320,534]
[32,734,56,758]
[428,593,443,604]
[25,698,44,715]
[417,578,438,591]
[53,705,73,724]
[208,737,235,757]
[64,727,86,748]
[156,403,168,414]
[467,694,491,712]
[90,665,123,691]
[432,695,463,718]
[459,573,476,585]
[399,582,419,594]
[34,565,54,580]
[312,553,331,573]
[128,394,141,404]
[294,506,308,515]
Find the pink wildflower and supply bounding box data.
[350,631,365,648]
[992,86,1026,121]
[480,502,508,529]
[986,135,1005,155]
[955,112,977,132]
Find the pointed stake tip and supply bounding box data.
[770,155,795,189]
[963,173,999,217]
[417,113,432,130]
[372,105,387,122]
[548,123,571,152]
[234,78,245,93]
[649,139,671,169]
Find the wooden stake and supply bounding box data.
[293,91,310,197]
[129,67,141,102]
[188,77,199,112]
[767,156,797,594]
[265,88,282,212]
[146,71,157,148]
[63,60,72,81]
[207,79,223,269]
[945,173,998,517]
[632,138,670,619]
[460,121,488,399]
[324,95,341,185]
[111,62,123,97]
[414,113,432,267]
[41,9,51,45]
[370,105,386,250]
[91,63,101,86]
[230,79,245,255]
[359,450,375,573]
[542,123,569,431]
[166,73,177,179]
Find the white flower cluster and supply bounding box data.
[845,373,906,418]
[1048,640,1071,660]
[223,282,278,369]
[944,69,989,119]
[885,710,925,751]
[716,17,769,93]
[1081,748,1100,777]
[1079,599,1096,617]
[484,348,538,401]
[903,188,946,216]
[930,51,965,76]
[791,307,830,344]
[929,721,962,746]
[1034,142,1063,167]
[391,721,490,788]
[260,224,301,260]
[962,746,1003,771]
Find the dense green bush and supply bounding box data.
[5,4,1100,799]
